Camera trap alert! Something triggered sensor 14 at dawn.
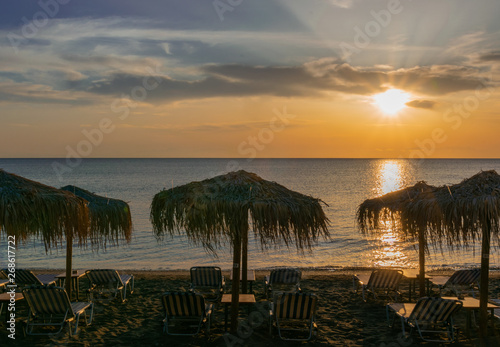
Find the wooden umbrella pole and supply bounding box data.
[230,231,242,334]
[65,232,73,297]
[241,227,248,294]
[418,229,426,297]
[479,221,491,337]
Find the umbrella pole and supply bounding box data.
[65,232,73,297]
[242,227,248,294]
[230,232,242,334]
[418,229,426,298]
[479,222,491,337]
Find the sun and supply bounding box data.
[372,89,411,115]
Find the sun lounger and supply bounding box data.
[269,292,317,341]
[265,268,301,300]
[0,279,8,289]
[23,285,93,336]
[162,291,212,336]
[430,269,480,298]
[85,269,134,302]
[386,297,462,342]
[353,269,403,301]
[189,266,225,302]
[1,269,57,288]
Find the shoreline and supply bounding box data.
[30,267,500,277]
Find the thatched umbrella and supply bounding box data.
[407,170,500,337]
[359,170,500,336]
[60,185,132,296]
[150,170,329,333]
[0,169,89,289]
[357,181,438,298]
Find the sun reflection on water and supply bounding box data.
[375,160,405,195]
[370,160,415,268]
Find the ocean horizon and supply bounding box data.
[1,158,500,271]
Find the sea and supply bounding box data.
[1,158,500,271]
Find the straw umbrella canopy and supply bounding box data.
[61,185,132,295]
[357,181,439,298]
[359,170,500,336]
[0,169,89,284]
[405,170,500,337]
[150,170,330,333]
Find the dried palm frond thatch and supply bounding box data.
[358,170,500,337]
[60,184,132,297]
[151,170,330,333]
[151,170,329,252]
[61,185,132,248]
[0,169,89,250]
[357,181,438,299]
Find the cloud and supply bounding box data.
[0,81,93,105]
[80,60,492,104]
[406,100,436,109]
[328,0,354,9]
[479,51,500,62]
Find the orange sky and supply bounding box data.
[0,0,499,158]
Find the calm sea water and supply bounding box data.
[1,158,500,271]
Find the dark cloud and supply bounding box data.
[82,61,491,103]
[406,100,436,109]
[479,51,500,62]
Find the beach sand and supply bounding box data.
[2,270,500,346]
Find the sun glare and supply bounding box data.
[372,89,411,115]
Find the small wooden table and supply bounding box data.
[442,296,499,335]
[0,293,24,319]
[230,270,256,293]
[56,270,87,301]
[402,269,431,301]
[221,294,256,331]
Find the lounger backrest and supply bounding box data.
[162,292,205,317]
[368,269,403,290]
[22,285,74,317]
[9,269,42,286]
[190,267,222,287]
[86,269,122,286]
[409,297,462,323]
[447,269,480,286]
[274,292,317,319]
[269,268,301,285]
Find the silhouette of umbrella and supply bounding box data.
[357,181,437,298]
[150,170,329,333]
[406,171,500,337]
[0,169,89,293]
[61,185,132,296]
[359,170,500,337]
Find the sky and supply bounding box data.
[0,0,499,158]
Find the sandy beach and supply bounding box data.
[2,269,500,346]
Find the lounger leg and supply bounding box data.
[72,314,80,336]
